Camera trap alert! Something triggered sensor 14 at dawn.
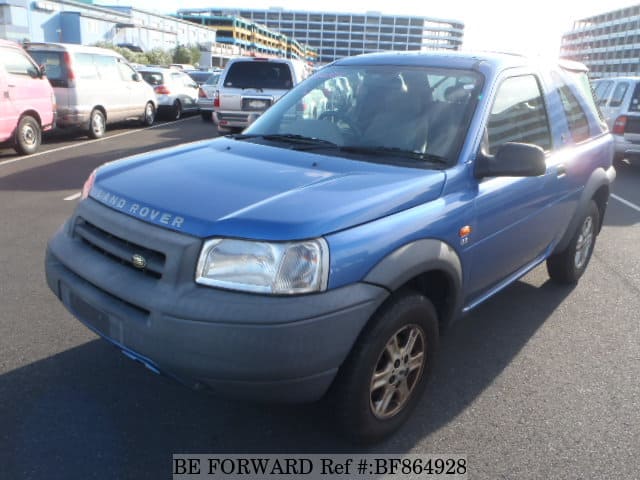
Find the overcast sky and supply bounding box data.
[106,0,640,57]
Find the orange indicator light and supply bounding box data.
[459,225,472,237]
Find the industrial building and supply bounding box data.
[560,4,640,78]
[0,0,216,52]
[174,12,317,63]
[177,7,464,64]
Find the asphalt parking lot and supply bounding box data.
[1,118,639,479]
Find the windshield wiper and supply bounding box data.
[229,133,338,147]
[339,146,449,165]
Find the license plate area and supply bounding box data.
[242,97,271,111]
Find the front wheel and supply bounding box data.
[14,115,42,155]
[328,290,439,443]
[547,200,600,284]
[88,109,106,139]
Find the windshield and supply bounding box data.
[243,65,483,166]
[223,61,293,90]
[205,73,221,86]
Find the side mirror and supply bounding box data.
[38,64,46,78]
[132,73,141,82]
[475,142,546,178]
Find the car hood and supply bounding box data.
[90,138,447,240]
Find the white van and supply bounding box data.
[213,57,310,134]
[26,43,157,138]
[592,76,640,163]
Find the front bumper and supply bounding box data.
[45,199,387,402]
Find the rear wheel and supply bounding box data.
[141,102,155,126]
[88,109,106,139]
[547,200,600,284]
[171,101,182,120]
[14,115,41,155]
[328,290,439,443]
[201,111,213,122]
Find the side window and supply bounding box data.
[181,73,194,87]
[117,60,136,82]
[171,72,183,85]
[552,73,591,143]
[94,55,120,82]
[486,75,552,155]
[609,82,629,107]
[1,48,39,77]
[74,53,99,80]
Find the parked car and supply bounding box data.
[169,64,195,71]
[213,56,310,134]
[0,39,55,155]
[197,71,221,122]
[137,67,200,120]
[45,52,615,443]
[185,69,219,86]
[592,76,640,164]
[26,43,156,138]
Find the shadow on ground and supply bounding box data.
[0,278,574,479]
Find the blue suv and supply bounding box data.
[45,52,615,442]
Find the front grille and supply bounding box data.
[74,218,166,279]
[241,97,272,112]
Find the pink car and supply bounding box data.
[0,39,56,155]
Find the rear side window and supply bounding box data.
[28,50,67,86]
[593,80,613,104]
[486,75,552,154]
[628,82,640,112]
[609,82,629,107]
[1,48,39,77]
[224,61,293,90]
[140,71,164,85]
[552,72,590,143]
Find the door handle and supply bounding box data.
[556,164,567,177]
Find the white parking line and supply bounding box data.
[0,117,195,168]
[63,192,82,201]
[611,194,640,213]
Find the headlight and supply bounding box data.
[81,169,97,199]
[195,238,329,294]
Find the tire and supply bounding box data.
[14,115,41,155]
[141,102,155,126]
[547,200,600,284]
[171,101,182,120]
[327,290,439,443]
[88,109,106,139]
[201,111,213,122]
